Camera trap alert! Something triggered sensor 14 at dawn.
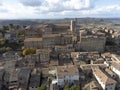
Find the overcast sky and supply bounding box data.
[0,0,120,19]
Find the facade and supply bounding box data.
[52,24,69,34]
[25,23,69,38]
[24,49,51,63]
[24,34,59,49]
[18,68,31,90]
[109,62,120,79]
[55,34,77,45]
[36,49,51,62]
[70,19,77,32]
[24,38,43,48]
[71,52,99,61]
[55,44,75,53]
[8,69,19,90]
[25,26,43,38]
[42,23,54,35]
[78,35,106,52]
[55,65,79,87]
[24,33,76,50]
[29,74,41,90]
[43,34,60,49]
[92,68,116,90]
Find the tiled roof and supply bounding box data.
[24,38,42,42]
[57,65,79,78]
[93,68,116,85]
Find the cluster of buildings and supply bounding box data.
[24,19,106,53]
[1,19,120,90]
[0,25,24,42]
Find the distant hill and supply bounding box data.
[0,18,120,28]
[0,20,41,28]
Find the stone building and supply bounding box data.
[24,38,43,48]
[24,49,51,63]
[25,26,43,38]
[55,44,75,54]
[109,62,120,79]
[42,34,60,49]
[76,35,106,52]
[29,74,41,90]
[24,33,76,50]
[18,68,31,90]
[92,67,116,90]
[8,69,19,90]
[55,33,77,45]
[25,23,70,38]
[36,49,51,62]
[52,65,79,87]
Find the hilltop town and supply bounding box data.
[0,18,120,90]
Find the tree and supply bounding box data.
[0,39,6,45]
[37,84,46,90]
[64,85,80,90]
[22,48,36,56]
[6,47,12,51]
[70,85,80,90]
[0,47,12,53]
[64,84,69,90]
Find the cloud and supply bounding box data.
[20,0,95,13]
[0,0,120,19]
[0,3,9,13]
[0,3,37,19]
[20,0,42,7]
[0,9,8,13]
[0,3,2,6]
[81,5,120,16]
[0,0,3,6]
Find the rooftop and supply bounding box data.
[82,35,106,39]
[92,67,116,85]
[19,68,31,77]
[43,34,60,38]
[29,74,41,87]
[105,68,115,76]
[9,69,20,82]
[57,65,79,78]
[110,62,120,70]
[24,38,43,42]
[36,49,51,54]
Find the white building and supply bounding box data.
[110,62,120,79]
[53,65,79,87]
[92,68,116,90]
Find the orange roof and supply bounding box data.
[93,68,116,85]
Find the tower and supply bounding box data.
[70,18,77,32]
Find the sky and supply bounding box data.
[0,0,120,19]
